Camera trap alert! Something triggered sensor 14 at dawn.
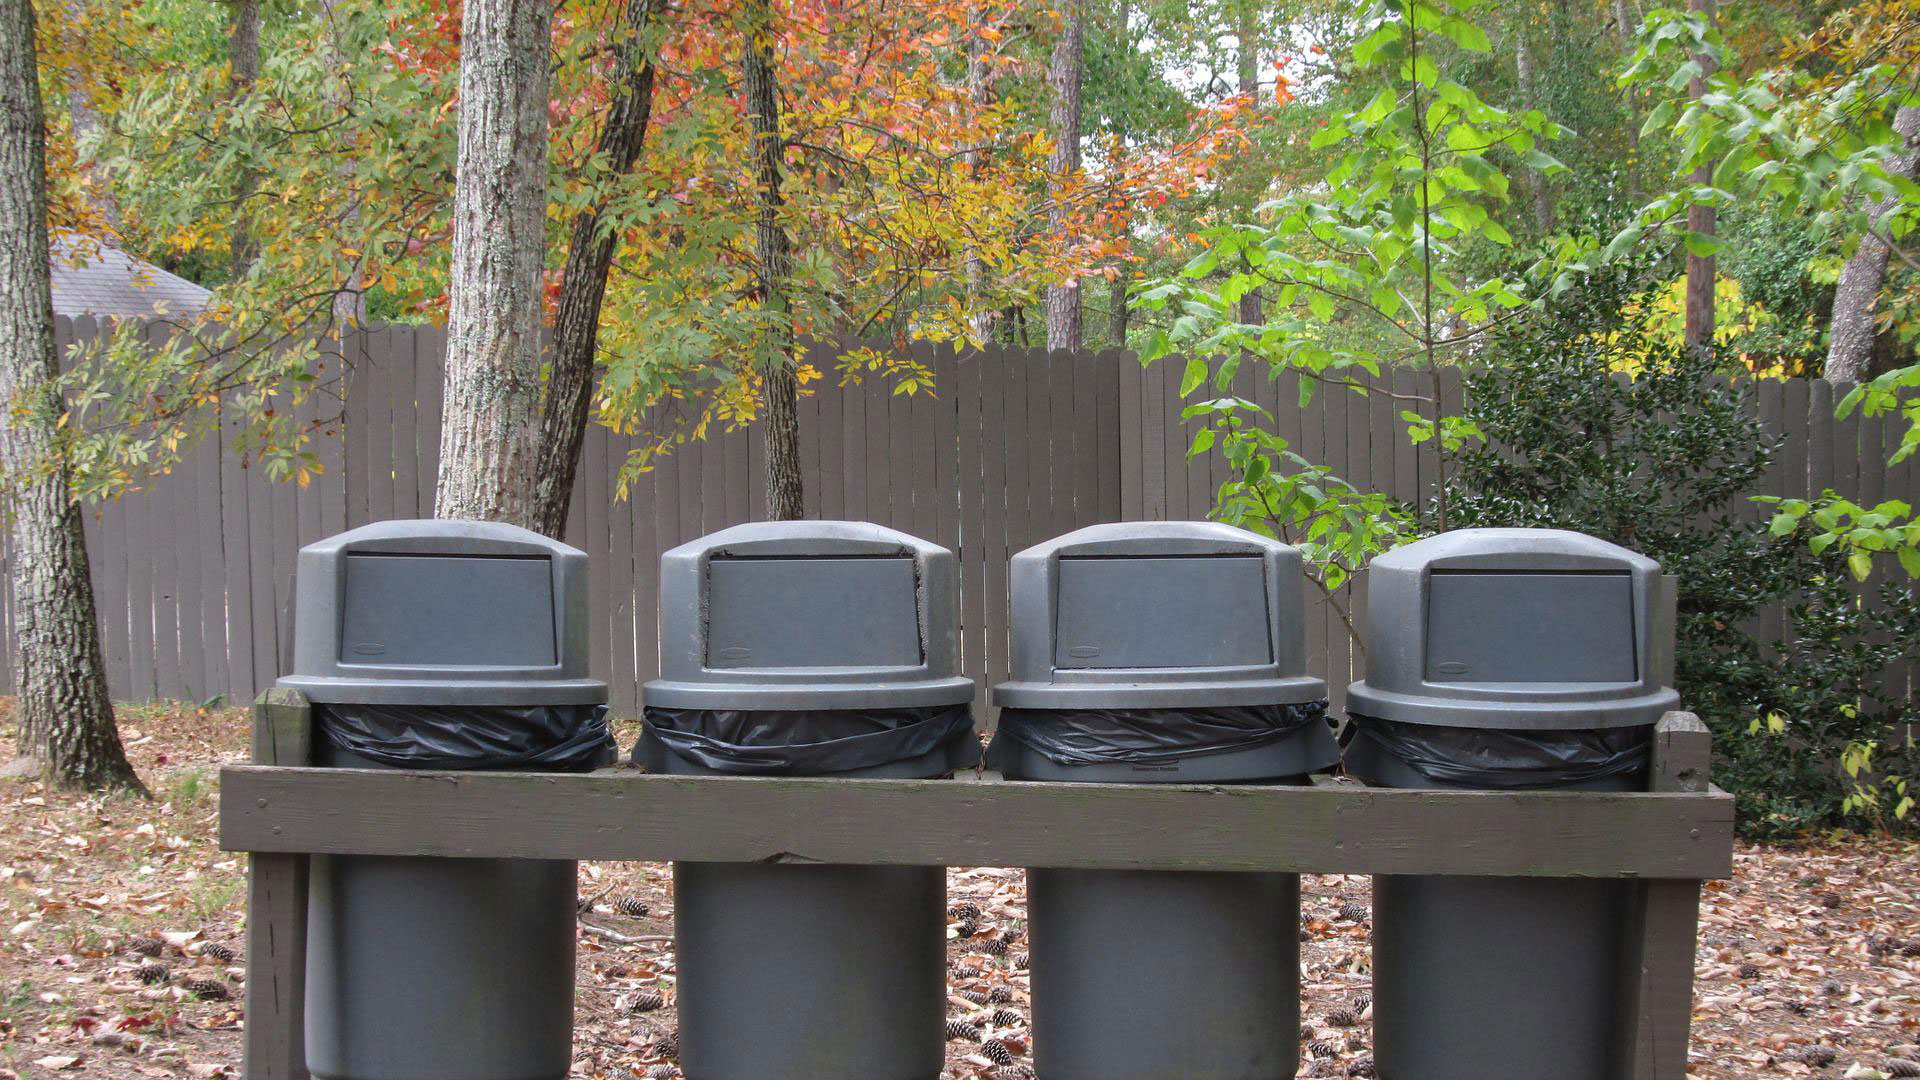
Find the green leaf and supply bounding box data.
[1180,357,1208,397]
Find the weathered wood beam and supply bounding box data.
[221,763,1733,878]
[243,689,312,1080]
[1634,712,1713,1080]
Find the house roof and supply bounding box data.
[49,236,213,318]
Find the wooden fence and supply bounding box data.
[1,317,1914,715]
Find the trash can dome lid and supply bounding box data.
[642,520,976,710]
[991,522,1327,709]
[276,518,607,707]
[1346,528,1678,730]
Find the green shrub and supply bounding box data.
[1443,328,1918,839]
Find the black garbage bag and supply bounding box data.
[635,703,979,775]
[985,701,1330,770]
[315,702,616,771]
[1342,715,1651,789]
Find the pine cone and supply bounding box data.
[1337,902,1369,923]
[987,985,1013,1004]
[992,1068,1034,1080]
[1786,1046,1837,1068]
[1736,963,1763,979]
[1352,993,1372,1013]
[1346,1056,1377,1078]
[1766,943,1787,956]
[1299,928,1313,942]
[616,897,650,918]
[978,937,1009,957]
[1819,892,1844,910]
[1884,1059,1920,1078]
[1011,953,1029,971]
[203,942,236,963]
[185,978,231,1001]
[950,902,982,921]
[135,963,170,985]
[1821,980,1845,997]
[645,1066,679,1079]
[1304,1061,1339,1079]
[628,990,664,1013]
[956,919,981,937]
[1308,1040,1339,1059]
[981,1039,1014,1066]
[1347,1035,1367,1053]
[651,1031,679,1059]
[1810,923,1830,938]
[1901,941,1920,958]
[946,1018,981,1043]
[1784,1000,1812,1017]
[1324,1008,1360,1028]
[991,1009,1023,1028]
[960,989,991,1006]
[129,936,165,958]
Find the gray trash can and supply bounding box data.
[278,520,614,1080]
[986,522,1339,1080]
[1344,527,1680,1080]
[634,521,978,1080]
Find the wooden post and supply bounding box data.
[244,689,312,1080]
[1632,712,1711,1080]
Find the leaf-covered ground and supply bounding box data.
[0,705,1914,1079]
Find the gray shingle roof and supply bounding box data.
[49,235,213,318]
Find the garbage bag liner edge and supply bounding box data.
[315,702,616,771]
[636,703,979,775]
[1342,714,1652,789]
[985,701,1332,769]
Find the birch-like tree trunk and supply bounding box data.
[434,0,551,525]
[0,0,143,793]
[1235,6,1263,328]
[1514,27,1553,234]
[532,0,659,538]
[743,0,803,521]
[1682,0,1716,350]
[228,0,259,273]
[1044,0,1084,352]
[1826,105,1920,383]
[964,11,999,345]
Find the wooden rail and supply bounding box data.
[224,690,1729,1080]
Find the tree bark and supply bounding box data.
[318,0,366,326]
[531,0,659,539]
[228,0,259,273]
[964,9,999,345]
[1235,6,1263,328]
[1682,0,1716,351]
[1514,26,1553,234]
[1614,0,1640,201]
[434,0,551,526]
[0,0,143,793]
[1044,0,1084,352]
[1826,104,1920,383]
[742,0,803,521]
[1109,271,1129,346]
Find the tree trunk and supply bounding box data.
[433,0,551,526]
[1235,6,1263,327]
[0,0,143,793]
[1514,27,1553,234]
[1044,0,1084,352]
[1109,271,1129,346]
[1614,0,1640,201]
[742,0,803,521]
[1826,104,1920,383]
[318,0,366,326]
[228,0,259,273]
[531,0,659,539]
[1682,0,1716,351]
[964,10,998,345]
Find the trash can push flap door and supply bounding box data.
[340,553,557,668]
[1424,570,1636,684]
[706,556,923,669]
[1053,555,1271,670]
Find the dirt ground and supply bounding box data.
[0,704,1915,1080]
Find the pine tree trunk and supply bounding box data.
[531,0,658,539]
[1826,105,1920,383]
[434,0,551,526]
[318,0,366,326]
[1514,28,1553,234]
[743,0,803,521]
[228,0,259,273]
[1613,0,1640,201]
[1044,0,1084,352]
[1682,0,1716,351]
[0,0,143,793]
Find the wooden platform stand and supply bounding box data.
[223,691,1734,1080]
